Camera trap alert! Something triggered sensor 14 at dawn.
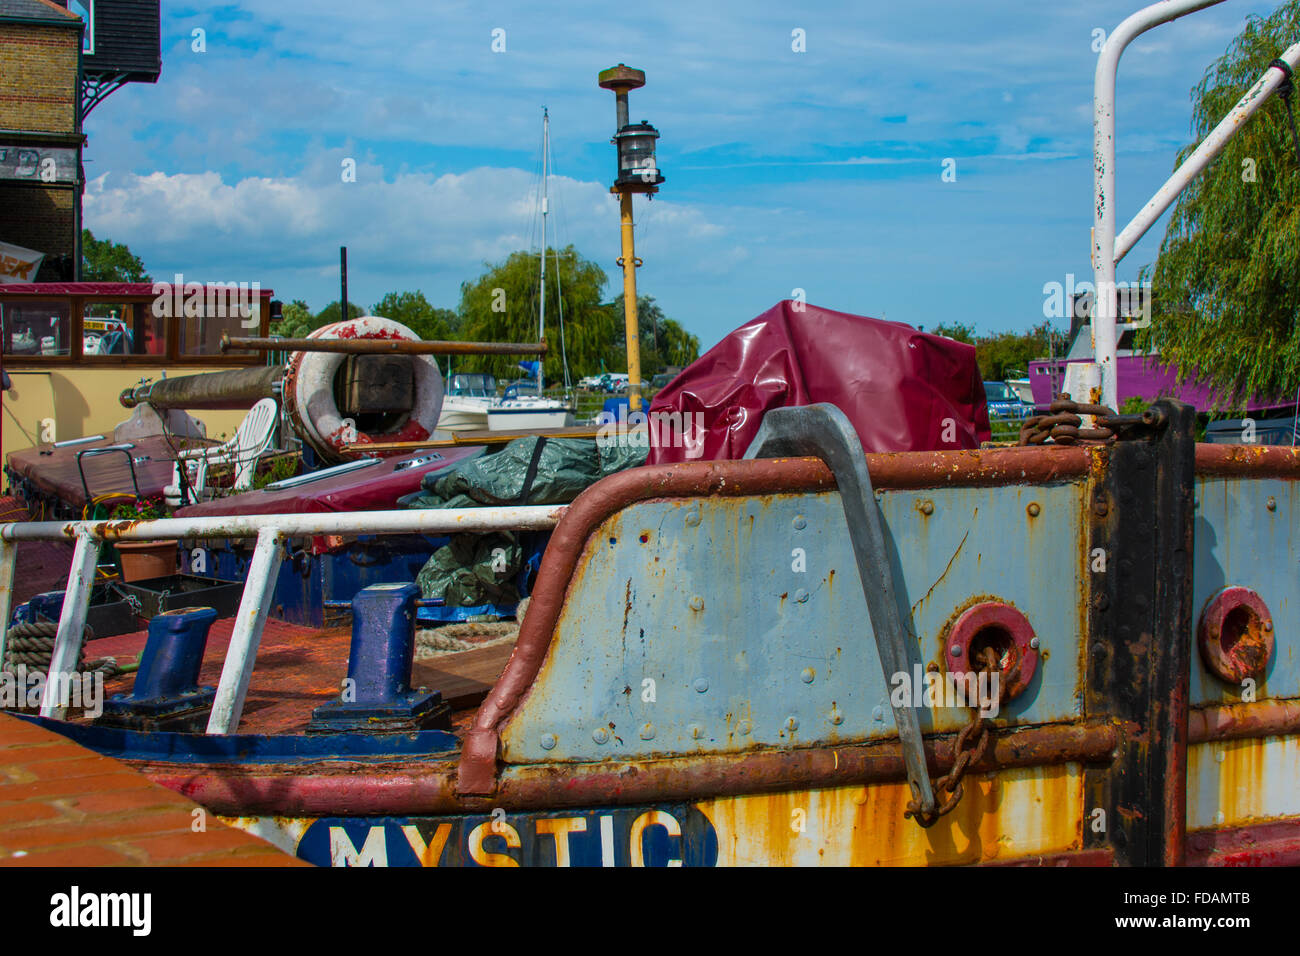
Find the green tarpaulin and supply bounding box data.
[410,436,647,607]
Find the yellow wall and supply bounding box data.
[2,368,252,476]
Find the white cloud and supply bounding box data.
[84,156,726,312]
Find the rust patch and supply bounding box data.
[1190,699,1300,743]
[622,578,632,634]
[1195,443,1300,479]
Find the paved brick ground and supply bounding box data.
[0,713,309,866]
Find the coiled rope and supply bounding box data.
[2,620,122,678]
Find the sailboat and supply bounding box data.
[438,108,576,433]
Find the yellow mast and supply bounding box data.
[599,63,664,413]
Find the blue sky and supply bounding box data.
[82,0,1282,352]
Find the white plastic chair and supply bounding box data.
[165,398,279,506]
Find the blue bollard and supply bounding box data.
[308,582,450,733]
[97,606,218,731]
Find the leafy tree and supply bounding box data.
[1143,2,1300,406]
[931,322,975,344]
[312,300,365,328]
[607,294,700,374]
[272,299,313,338]
[976,322,1064,381]
[929,320,1065,381]
[371,290,459,341]
[457,245,616,381]
[81,230,149,282]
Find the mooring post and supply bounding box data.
[1083,399,1196,865]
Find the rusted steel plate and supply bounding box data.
[1187,736,1300,829]
[1187,819,1300,866]
[134,721,1116,818]
[499,483,1089,765]
[460,450,1094,782]
[1191,476,1298,705]
[219,763,1085,866]
[461,453,1093,792]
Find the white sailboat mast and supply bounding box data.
[538,107,548,394]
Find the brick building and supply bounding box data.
[0,0,83,281]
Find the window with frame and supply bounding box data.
[177,295,262,356]
[2,300,73,356]
[82,302,170,357]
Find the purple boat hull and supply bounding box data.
[1028,354,1295,412]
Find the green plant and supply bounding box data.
[253,455,301,490]
[110,498,170,521]
[1120,395,1148,415]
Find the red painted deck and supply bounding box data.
[0,712,307,866]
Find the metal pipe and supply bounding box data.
[137,720,1120,817]
[619,190,644,411]
[1,504,566,734]
[1093,0,1227,410]
[40,532,101,718]
[539,108,548,394]
[1114,43,1300,264]
[120,366,282,410]
[0,504,567,543]
[220,335,548,357]
[206,528,285,734]
[1189,698,1300,742]
[340,246,348,325]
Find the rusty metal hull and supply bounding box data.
[21,430,1300,865]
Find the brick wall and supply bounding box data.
[0,20,81,276]
[0,714,309,866]
[0,185,75,277]
[0,22,80,134]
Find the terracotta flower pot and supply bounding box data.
[116,540,178,583]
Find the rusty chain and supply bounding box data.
[901,397,1171,827]
[904,646,1021,828]
[1018,396,1168,446]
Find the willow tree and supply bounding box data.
[457,245,616,382]
[1144,2,1300,407]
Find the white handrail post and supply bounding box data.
[0,540,16,666]
[206,527,285,734]
[1114,43,1300,264]
[40,532,101,718]
[1093,0,1226,410]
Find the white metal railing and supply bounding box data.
[0,505,566,732]
[1092,0,1300,409]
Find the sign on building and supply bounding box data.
[0,146,78,185]
[0,241,46,284]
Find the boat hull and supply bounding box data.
[13,414,1299,866]
[485,406,575,431]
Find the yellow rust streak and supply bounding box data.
[698,763,1083,866]
[1188,735,1300,830]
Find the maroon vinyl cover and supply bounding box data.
[646,300,990,464]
